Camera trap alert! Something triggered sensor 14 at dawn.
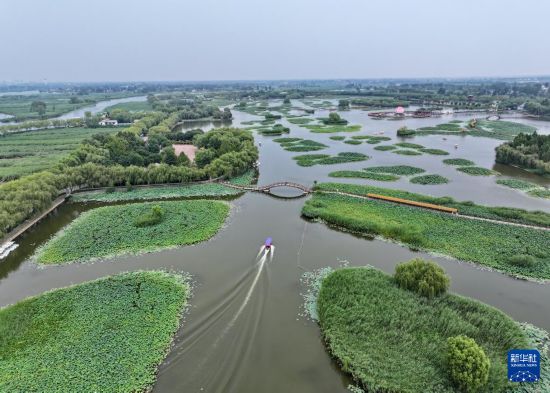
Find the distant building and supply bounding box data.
[99,118,118,126]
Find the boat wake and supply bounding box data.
[154,243,274,392]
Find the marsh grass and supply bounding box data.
[305,186,550,278]
[314,182,550,228]
[317,267,530,392]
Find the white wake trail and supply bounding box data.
[226,248,268,329]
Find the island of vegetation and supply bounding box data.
[303,183,550,280]
[36,200,229,264]
[293,152,369,167]
[456,166,497,176]
[495,132,550,175]
[321,112,348,125]
[328,170,399,182]
[410,174,449,185]
[315,261,547,392]
[273,137,327,152]
[443,158,476,166]
[0,271,188,392]
[362,165,425,176]
[407,119,537,140]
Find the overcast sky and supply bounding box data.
[1,0,548,82]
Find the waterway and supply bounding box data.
[1,100,549,392]
[55,95,147,119]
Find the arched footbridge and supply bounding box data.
[219,181,312,197]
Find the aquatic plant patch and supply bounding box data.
[329,136,346,141]
[362,165,425,176]
[317,267,532,392]
[392,149,422,156]
[0,271,188,392]
[416,120,536,140]
[410,174,449,185]
[273,137,301,143]
[351,135,391,142]
[528,188,550,199]
[373,145,396,151]
[287,117,314,125]
[419,148,450,155]
[394,142,424,149]
[293,152,369,167]
[257,123,290,135]
[303,192,550,279]
[36,200,229,264]
[313,182,550,228]
[328,171,399,181]
[443,158,475,166]
[457,166,497,176]
[303,124,362,133]
[494,178,550,201]
[496,179,540,191]
[344,139,362,145]
[273,137,328,152]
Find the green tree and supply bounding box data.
[394,258,450,298]
[30,101,47,116]
[446,335,490,393]
[161,147,177,165]
[338,99,350,109]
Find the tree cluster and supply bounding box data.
[495,132,550,175]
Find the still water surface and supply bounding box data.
[1,101,549,392]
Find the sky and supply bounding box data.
[1,0,549,82]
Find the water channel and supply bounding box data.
[0,101,549,392]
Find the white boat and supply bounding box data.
[0,241,18,259]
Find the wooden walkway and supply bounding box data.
[367,193,458,214]
[319,190,550,231]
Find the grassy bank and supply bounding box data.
[303,189,550,279]
[72,171,256,202]
[36,200,229,264]
[0,271,188,392]
[317,267,534,392]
